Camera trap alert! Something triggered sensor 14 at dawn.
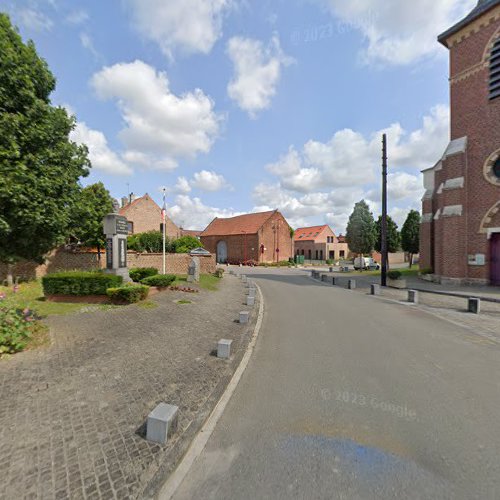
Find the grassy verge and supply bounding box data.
[347,267,420,278]
[0,281,115,317]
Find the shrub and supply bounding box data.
[128,231,175,253]
[0,307,35,354]
[129,267,158,282]
[173,236,203,254]
[141,274,176,287]
[106,285,149,303]
[388,270,402,280]
[214,268,224,278]
[326,259,334,265]
[42,271,123,296]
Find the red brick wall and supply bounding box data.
[421,10,500,284]
[0,249,216,282]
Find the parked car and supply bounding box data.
[353,257,380,271]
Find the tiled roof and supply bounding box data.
[201,211,277,237]
[438,0,500,46]
[180,229,202,237]
[294,225,328,241]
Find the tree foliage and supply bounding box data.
[401,210,421,267]
[374,215,401,254]
[68,182,114,250]
[173,235,202,254]
[0,14,90,266]
[346,200,376,256]
[127,232,202,254]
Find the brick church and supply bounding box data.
[420,0,500,285]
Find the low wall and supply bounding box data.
[126,253,216,274]
[0,248,216,282]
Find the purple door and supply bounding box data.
[491,234,500,286]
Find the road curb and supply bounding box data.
[154,283,265,499]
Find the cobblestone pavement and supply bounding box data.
[0,275,256,500]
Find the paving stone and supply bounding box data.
[0,277,254,499]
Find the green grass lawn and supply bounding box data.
[0,281,115,317]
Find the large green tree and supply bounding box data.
[68,182,114,260]
[401,210,421,268]
[345,200,376,266]
[0,14,90,283]
[374,215,401,254]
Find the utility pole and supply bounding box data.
[381,134,388,287]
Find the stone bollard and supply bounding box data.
[217,339,232,359]
[468,297,481,314]
[371,284,381,296]
[246,296,255,307]
[239,311,250,324]
[246,287,256,297]
[146,403,179,444]
[348,279,356,290]
[408,290,419,304]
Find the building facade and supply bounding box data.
[420,0,500,285]
[294,225,349,262]
[119,194,180,239]
[200,210,293,264]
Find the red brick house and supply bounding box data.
[119,194,180,239]
[294,225,349,262]
[420,0,500,285]
[200,210,293,264]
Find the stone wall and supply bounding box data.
[0,248,216,283]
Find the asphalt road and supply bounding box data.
[169,268,500,500]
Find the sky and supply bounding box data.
[3,0,477,232]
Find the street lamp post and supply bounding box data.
[381,134,388,287]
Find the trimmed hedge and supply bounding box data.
[106,285,149,303]
[129,267,158,283]
[42,271,123,296]
[141,274,176,287]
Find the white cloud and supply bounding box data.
[227,35,294,117]
[70,122,132,176]
[191,170,230,191]
[80,33,101,60]
[173,177,192,194]
[91,60,221,171]
[66,9,89,25]
[169,194,242,230]
[322,0,476,65]
[17,8,53,32]
[126,0,233,58]
[258,104,447,232]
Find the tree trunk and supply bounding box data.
[97,244,101,268]
[359,253,363,272]
[409,253,413,269]
[6,263,14,286]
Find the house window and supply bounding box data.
[490,38,500,100]
[315,250,319,260]
[127,221,134,234]
[340,250,345,258]
[494,158,500,179]
[320,250,323,261]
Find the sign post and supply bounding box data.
[103,213,131,282]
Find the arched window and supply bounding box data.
[490,37,500,100]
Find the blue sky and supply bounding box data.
[3,0,476,231]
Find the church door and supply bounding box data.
[490,234,500,286]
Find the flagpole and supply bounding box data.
[162,188,166,275]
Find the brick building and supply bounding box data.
[119,194,180,239]
[200,210,293,264]
[420,0,500,285]
[294,225,349,262]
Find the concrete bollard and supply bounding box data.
[217,339,232,359]
[348,279,356,290]
[239,311,250,324]
[371,284,381,296]
[408,290,419,304]
[246,287,256,297]
[246,296,255,307]
[146,403,179,444]
[468,297,481,314]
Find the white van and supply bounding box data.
[353,256,380,271]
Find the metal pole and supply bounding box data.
[381,134,388,287]
[162,188,166,275]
